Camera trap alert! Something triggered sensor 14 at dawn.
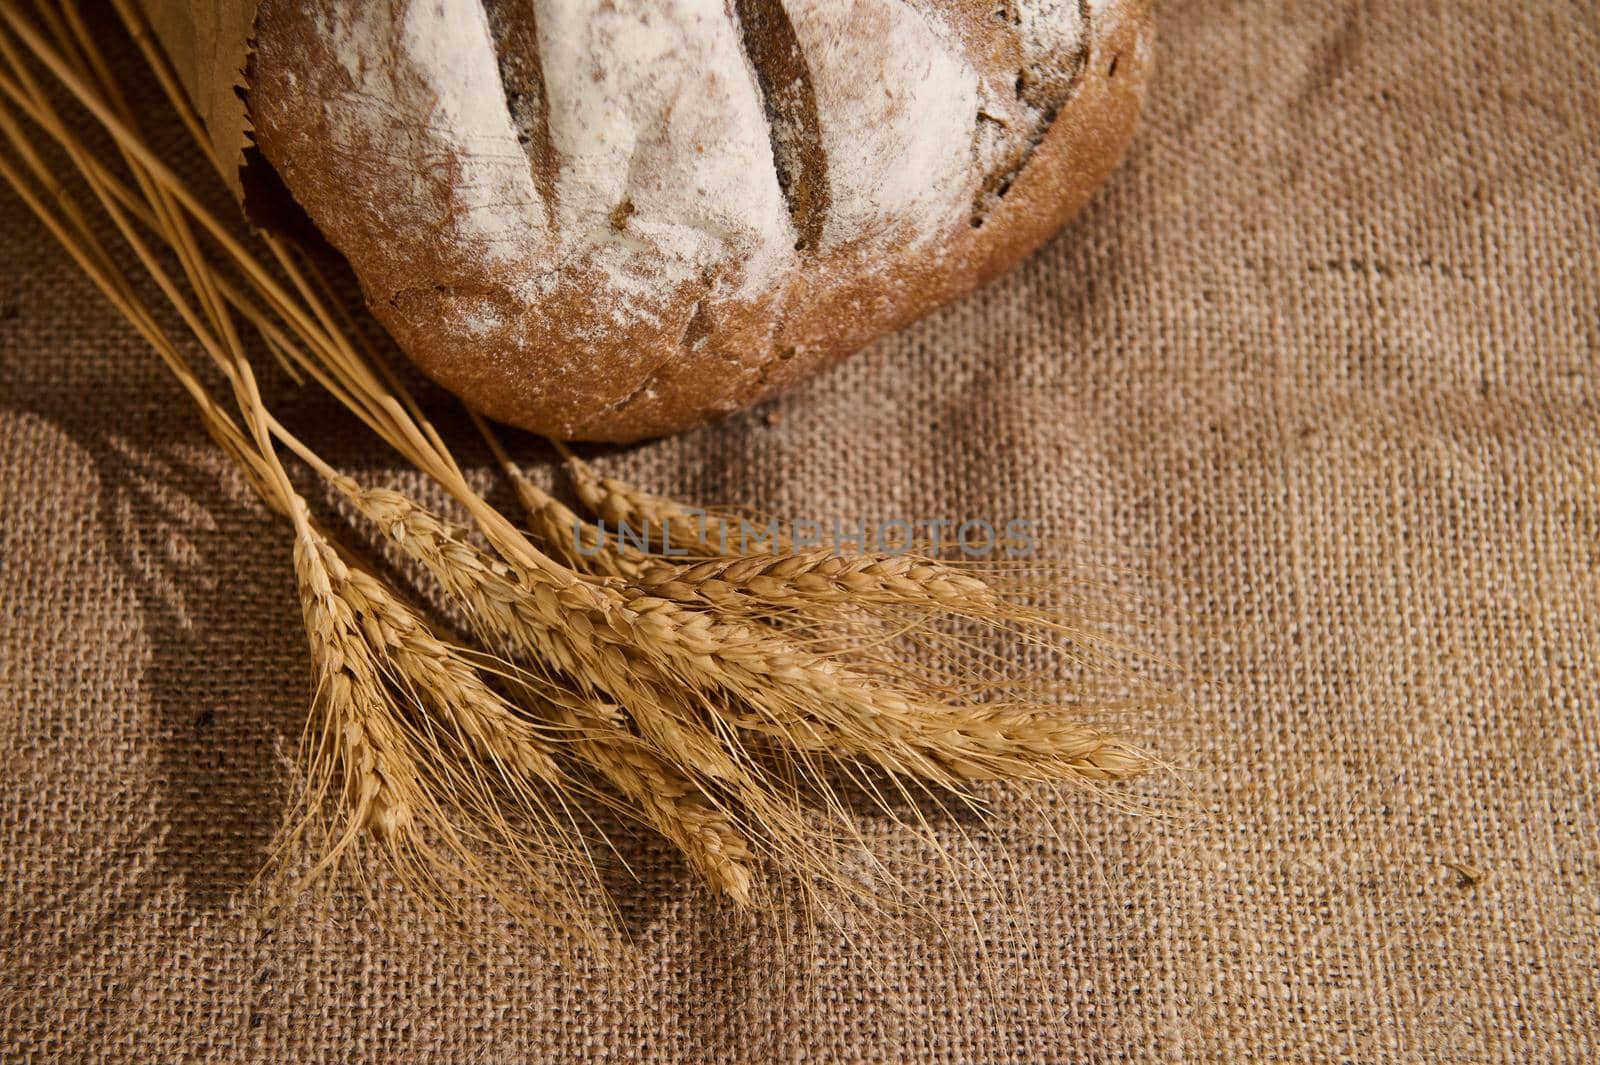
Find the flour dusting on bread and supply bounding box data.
[532,0,797,301]
[319,3,543,261]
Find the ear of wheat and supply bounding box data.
[0,0,1160,933]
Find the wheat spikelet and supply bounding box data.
[396,481,1151,790]
[637,549,1000,618]
[561,449,789,558]
[343,484,732,773]
[351,478,1147,799]
[343,481,1020,908]
[336,564,566,788]
[293,531,417,854]
[615,586,1147,786]
[632,548,1148,705]
[289,528,458,911]
[342,480,761,902]
[525,689,756,906]
[506,465,651,581]
[286,520,604,929]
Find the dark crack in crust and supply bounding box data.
[731,0,830,255]
[482,0,561,229]
[247,0,1154,442]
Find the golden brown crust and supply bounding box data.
[248,0,1153,442]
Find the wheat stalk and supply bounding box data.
[470,415,652,580]
[556,442,791,558]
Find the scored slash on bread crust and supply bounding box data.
[247,0,1153,441]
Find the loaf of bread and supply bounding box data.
[244,0,1153,441]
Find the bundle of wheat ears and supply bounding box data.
[0,0,1158,935]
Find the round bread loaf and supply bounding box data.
[247,0,1153,441]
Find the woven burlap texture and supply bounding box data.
[2,1,1596,1061]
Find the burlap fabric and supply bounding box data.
[3,2,1597,1060]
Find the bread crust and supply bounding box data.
[248,0,1153,442]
